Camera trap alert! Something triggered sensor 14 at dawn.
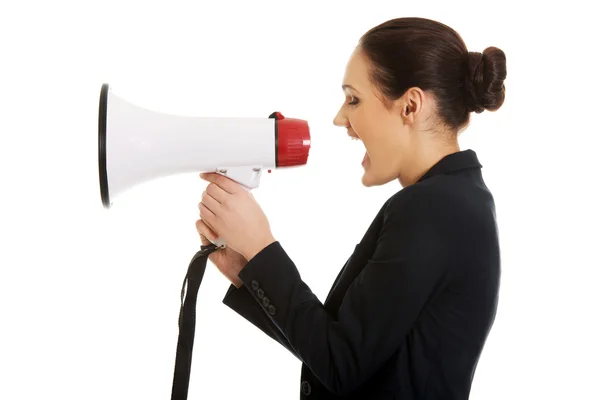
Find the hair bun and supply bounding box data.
[465,46,507,113]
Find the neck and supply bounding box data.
[400,135,460,186]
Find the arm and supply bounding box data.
[222,252,353,361]
[234,189,449,396]
[222,281,302,361]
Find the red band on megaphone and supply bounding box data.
[270,112,311,167]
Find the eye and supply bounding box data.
[348,96,360,106]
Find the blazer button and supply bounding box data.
[267,305,276,315]
[301,380,312,395]
[262,296,270,307]
[257,288,264,298]
[251,280,259,291]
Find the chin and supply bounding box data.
[361,169,389,187]
[361,175,376,187]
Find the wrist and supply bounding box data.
[231,277,243,288]
[243,235,276,261]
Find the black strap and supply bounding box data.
[171,243,220,400]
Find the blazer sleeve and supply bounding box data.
[232,189,449,396]
[222,281,302,361]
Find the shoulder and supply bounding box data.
[382,175,483,242]
[384,174,497,241]
[373,180,454,265]
[384,177,453,220]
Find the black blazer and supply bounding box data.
[222,149,501,399]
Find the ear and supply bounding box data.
[397,87,425,125]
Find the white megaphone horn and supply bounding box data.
[98,83,311,247]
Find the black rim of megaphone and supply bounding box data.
[98,83,110,208]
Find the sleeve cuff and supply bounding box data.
[236,240,303,335]
[222,282,245,307]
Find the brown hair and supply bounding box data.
[358,17,507,132]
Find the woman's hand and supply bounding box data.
[197,172,276,261]
[195,219,246,288]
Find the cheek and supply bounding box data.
[349,104,398,155]
[368,121,405,164]
[349,107,374,140]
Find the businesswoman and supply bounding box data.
[196,17,506,399]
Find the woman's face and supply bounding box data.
[333,47,421,187]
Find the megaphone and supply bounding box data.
[98,83,311,400]
[98,83,311,246]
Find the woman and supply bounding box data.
[196,16,506,399]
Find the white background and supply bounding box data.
[1,1,599,399]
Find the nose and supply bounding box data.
[333,106,346,127]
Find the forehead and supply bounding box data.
[342,48,370,93]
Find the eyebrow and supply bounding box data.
[342,84,360,93]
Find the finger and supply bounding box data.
[199,172,240,194]
[196,219,218,243]
[199,232,210,246]
[199,191,221,215]
[195,219,210,244]
[202,216,218,233]
[199,202,216,222]
[205,182,229,204]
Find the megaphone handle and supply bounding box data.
[211,236,227,248]
[208,167,259,249]
[208,184,252,249]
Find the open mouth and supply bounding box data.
[349,134,368,167]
